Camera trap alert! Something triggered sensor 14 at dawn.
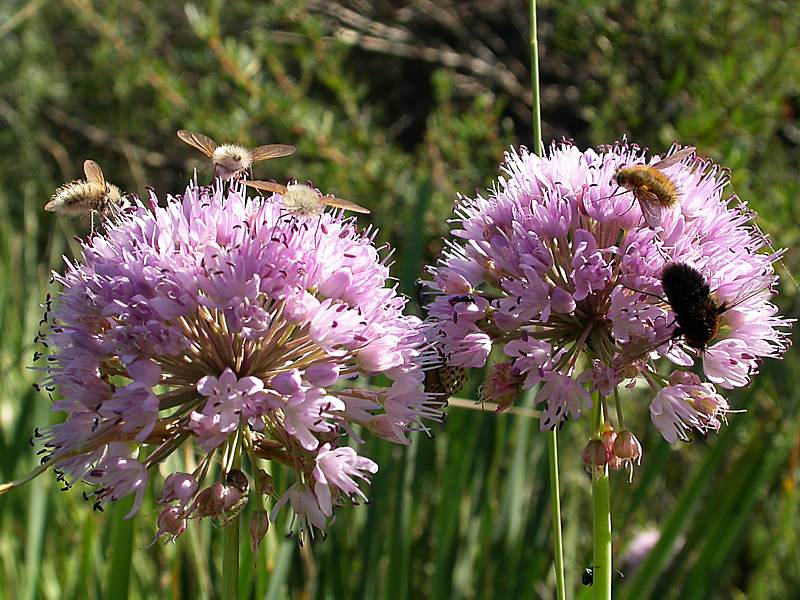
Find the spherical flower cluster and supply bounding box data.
[424,140,789,455]
[34,182,440,538]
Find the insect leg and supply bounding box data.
[620,284,665,302]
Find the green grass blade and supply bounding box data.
[105,498,136,600]
[265,541,294,600]
[620,417,743,600]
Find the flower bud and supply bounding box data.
[600,429,623,470]
[154,506,187,542]
[669,370,702,386]
[158,472,198,506]
[193,483,227,518]
[583,439,608,467]
[480,361,524,412]
[613,430,642,462]
[249,510,269,553]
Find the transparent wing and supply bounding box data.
[243,180,288,195]
[651,146,696,171]
[176,130,218,157]
[321,195,371,214]
[637,191,664,228]
[251,144,296,162]
[615,333,674,366]
[717,272,774,310]
[83,160,106,189]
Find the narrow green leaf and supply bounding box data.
[105,497,136,600]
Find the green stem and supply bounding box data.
[221,516,241,600]
[547,429,566,600]
[221,437,242,599]
[592,399,612,600]
[529,0,543,155]
[592,468,612,599]
[530,3,564,597]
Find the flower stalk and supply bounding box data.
[222,514,241,599]
[530,3,565,598]
[529,0,542,156]
[591,397,612,600]
[222,440,242,598]
[546,429,566,600]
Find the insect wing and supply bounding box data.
[638,193,661,227]
[83,160,106,189]
[717,272,773,311]
[176,130,218,157]
[651,146,695,171]
[321,195,371,214]
[243,180,288,195]
[615,328,681,366]
[251,144,296,162]
[636,189,665,228]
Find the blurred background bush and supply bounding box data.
[1,1,798,598]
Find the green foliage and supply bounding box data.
[0,1,798,598]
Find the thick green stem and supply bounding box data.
[221,516,241,600]
[592,399,612,600]
[547,429,567,600]
[592,468,612,600]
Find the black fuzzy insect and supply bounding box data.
[581,565,625,586]
[660,262,722,350]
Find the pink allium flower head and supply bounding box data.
[424,140,789,460]
[33,182,441,538]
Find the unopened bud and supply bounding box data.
[249,510,269,553]
[669,370,702,386]
[600,429,623,470]
[583,439,608,467]
[158,472,198,506]
[194,483,227,518]
[154,506,187,542]
[613,430,642,462]
[221,486,243,513]
[480,361,524,413]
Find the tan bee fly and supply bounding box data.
[177,129,295,181]
[613,146,696,227]
[244,180,370,216]
[45,160,124,232]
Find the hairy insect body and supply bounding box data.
[611,146,695,227]
[661,262,722,350]
[46,180,121,216]
[177,130,295,181]
[244,180,371,215]
[45,160,124,227]
[615,166,678,208]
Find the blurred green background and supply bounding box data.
[1,1,799,598]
